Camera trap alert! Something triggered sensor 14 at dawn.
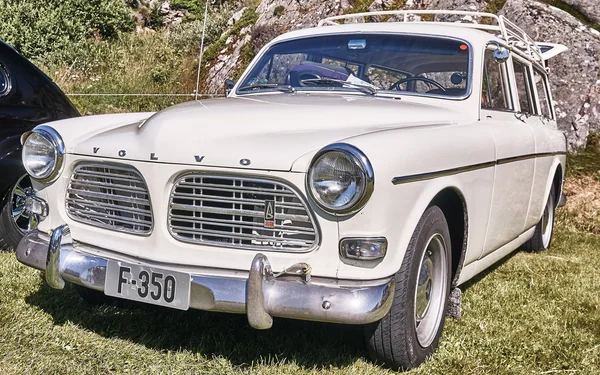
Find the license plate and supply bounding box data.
[104,260,191,310]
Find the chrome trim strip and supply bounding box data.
[392,151,567,185]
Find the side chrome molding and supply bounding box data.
[392,151,567,185]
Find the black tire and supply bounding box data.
[365,205,452,371]
[74,285,118,306]
[522,185,556,253]
[0,175,36,251]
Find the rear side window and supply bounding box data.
[533,69,553,119]
[481,50,512,111]
[0,63,9,96]
[513,61,534,114]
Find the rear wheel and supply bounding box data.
[523,186,556,253]
[365,206,452,370]
[0,175,39,251]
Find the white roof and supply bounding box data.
[268,10,567,68]
[271,22,498,47]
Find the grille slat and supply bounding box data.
[169,174,319,252]
[169,214,315,233]
[170,203,312,223]
[67,188,150,205]
[171,193,305,209]
[67,198,152,216]
[66,164,153,234]
[170,226,312,245]
[171,217,315,234]
[175,182,298,197]
[70,179,149,193]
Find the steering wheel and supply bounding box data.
[389,76,446,92]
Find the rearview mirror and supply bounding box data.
[487,41,510,63]
[225,79,235,96]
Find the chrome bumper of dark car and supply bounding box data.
[16,225,395,329]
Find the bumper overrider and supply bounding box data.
[16,225,395,329]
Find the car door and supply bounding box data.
[479,48,536,258]
[525,66,564,229]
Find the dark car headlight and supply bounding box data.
[21,126,65,183]
[308,143,374,215]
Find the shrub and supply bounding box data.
[0,0,135,61]
[167,6,233,53]
[273,5,285,17]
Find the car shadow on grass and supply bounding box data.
[25,278,366,369]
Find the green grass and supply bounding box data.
[2,155,600,374]
[1,223,599,374]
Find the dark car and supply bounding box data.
[0,40,79,250]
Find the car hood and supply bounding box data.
[60,94,464,172]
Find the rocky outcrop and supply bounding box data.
[204,0,353,94]
[563,0,600,24]
[501,0,600,150]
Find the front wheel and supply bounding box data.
[0,175,39,251]
[365,205,452,370]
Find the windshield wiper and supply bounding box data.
[299,78,378,95]
[238,84,296,93]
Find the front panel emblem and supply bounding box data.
[264,200,275,228]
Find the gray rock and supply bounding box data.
[500,0,600,150]
[447,287,462,319]
[563,0,600,24]
[227,7,247,27]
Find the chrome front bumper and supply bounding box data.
[16,225,395,329]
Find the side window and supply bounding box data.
[0,63,9,97]
[481,50,512,111]
[512,60,534,114]
[533,69,553,119]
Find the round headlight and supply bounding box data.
[308,144,374,214]
[22,126,64,183]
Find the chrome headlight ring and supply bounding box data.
[21,125,65,184]
[307,143,374,215]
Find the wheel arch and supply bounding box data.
[552,163,563,205]
[428,187,468,288]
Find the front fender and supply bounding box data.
[334,122,495,280]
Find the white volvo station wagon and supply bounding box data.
[16,10,568,370]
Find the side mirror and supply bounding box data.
[225,79,235,96]
[487,41,510,63]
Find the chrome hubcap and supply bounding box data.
[10,175,38,234]
[415,257,433,320]
[414,233,448,348]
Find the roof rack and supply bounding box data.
[318,10,544,65]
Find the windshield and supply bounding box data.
[238,33,471,98]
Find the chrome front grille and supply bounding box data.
[66,163,153,234]
[168,174,319,252]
